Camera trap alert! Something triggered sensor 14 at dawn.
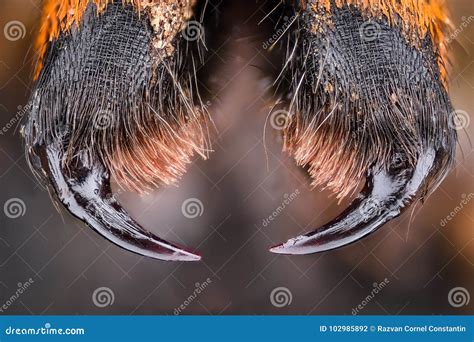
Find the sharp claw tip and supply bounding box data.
[174,251,202,262]
[269,235,310,255]
[269,244,287,254]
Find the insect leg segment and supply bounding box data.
[24,1,208,261]
[272,1,457,254]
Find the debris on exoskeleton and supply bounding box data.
[24,0,210,261]
[270,0,457,255]
[22,0,459,261]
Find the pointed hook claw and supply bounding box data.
[35,140,201,262]
[270,148,442,255]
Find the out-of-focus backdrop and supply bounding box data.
[0,0,472,315]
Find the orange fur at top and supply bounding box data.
[34,0,110,79]
[34,0,195,80]
[311,0,451,85]
[32,0,206,193]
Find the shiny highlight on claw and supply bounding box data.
[272,0,457,254]
[25,0,208,261]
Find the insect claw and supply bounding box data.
[270,148,446,255]
[34,139,201,262]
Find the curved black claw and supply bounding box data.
[270,148,444,255]
[34,140,201,262]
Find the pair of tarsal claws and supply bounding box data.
[23,0,457,261]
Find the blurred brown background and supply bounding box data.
[0,0,472,315]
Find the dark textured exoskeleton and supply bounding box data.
[271,1,457,254]
[24,1,210,261]
[23,0,458,260]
